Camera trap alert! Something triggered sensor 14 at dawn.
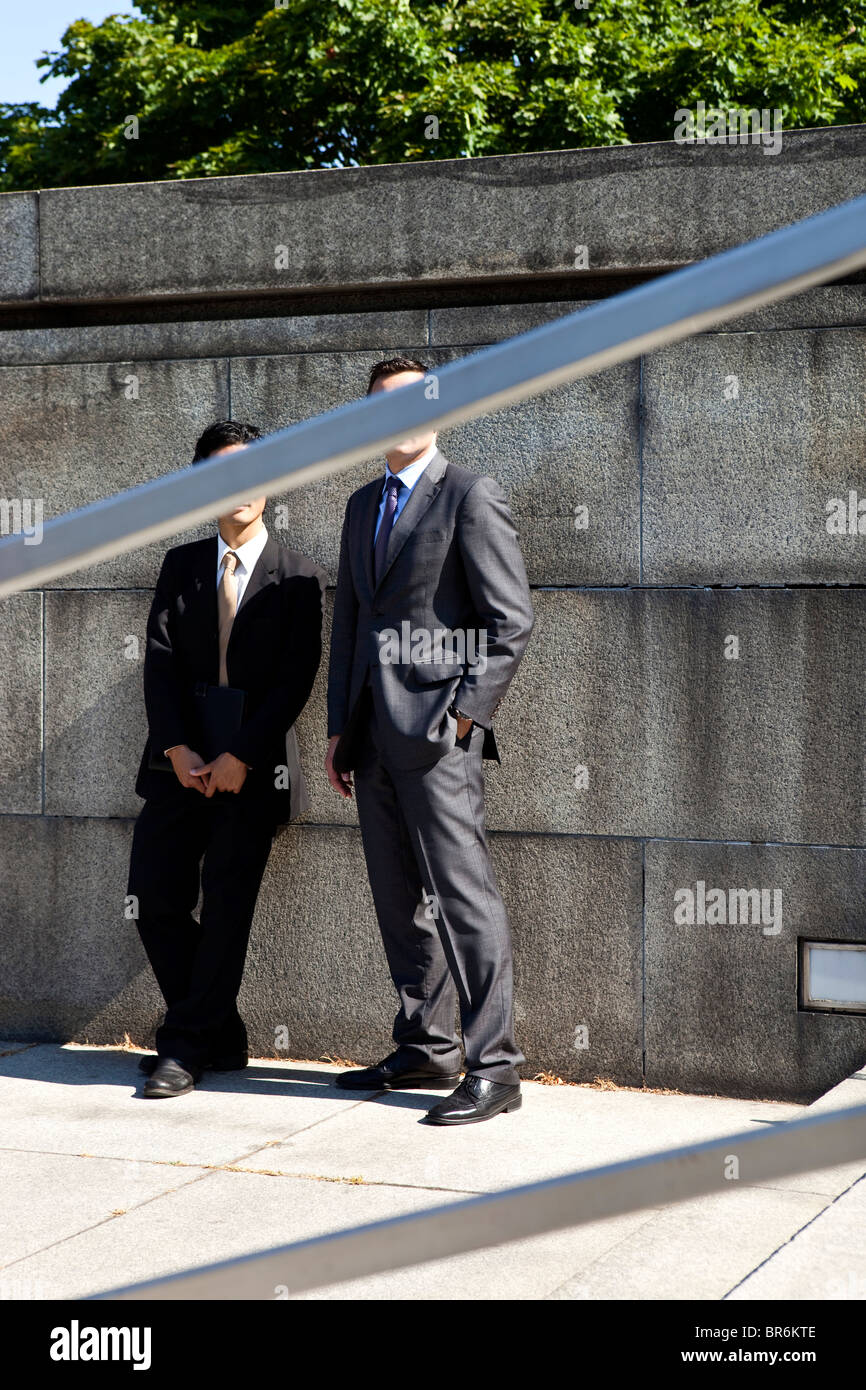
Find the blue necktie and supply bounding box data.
[374,474,403,585]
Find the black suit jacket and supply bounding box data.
[135,534,327,825]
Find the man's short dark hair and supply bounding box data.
[192,420,262,462]
[367,356,430,395]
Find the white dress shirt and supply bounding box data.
[217,524,269,612]
[373,440,438,541]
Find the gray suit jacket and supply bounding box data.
[327,448,534,771]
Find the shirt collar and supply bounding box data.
[384,439,438,492]
[218,523,268,575]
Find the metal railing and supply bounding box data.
[0,192,865,598]
[94,1099,866,1299]
[1,189,863,1299]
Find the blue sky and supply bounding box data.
[2,4,141,108]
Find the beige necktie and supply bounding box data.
[217,550,239,686]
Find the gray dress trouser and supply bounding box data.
[353,698,523,1085]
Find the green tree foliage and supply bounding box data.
[1,0,864,190]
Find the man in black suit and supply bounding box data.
[326,358,534,1125]
[128,420,326,1099]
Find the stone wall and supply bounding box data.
[1,128,865,1100]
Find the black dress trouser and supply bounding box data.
[127,786,275,1072]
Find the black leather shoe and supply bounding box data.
[142,1058,200,1098]
[138,1051,247,1076]
[424,1075,521,1125]
[335,1052,462,1091]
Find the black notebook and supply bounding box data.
[148,684,247,771]
[195,683,247,762]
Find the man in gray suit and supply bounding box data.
[325,357,534,1125]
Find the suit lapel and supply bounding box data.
[186,537,219,683]
[374,449,447,592]
[235,535,279,619]
[191,537,219,599]
[361,476,384,599]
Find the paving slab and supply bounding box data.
[547,1187,828,1301]
[0,1167,653,1303]
[291,1204,659,1303]
[247,1077,864,1199]
[0,1047,863,1301]
[726,1068,866,1301]
[0,1045,368,1167]
[0,1150,209,1271]
[252,1081,804,1195]
[726,1176,866,1302]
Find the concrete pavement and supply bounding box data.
[0,1042,863,1300]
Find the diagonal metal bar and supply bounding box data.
[1,193,866,598]
[93,1101,866,1300]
